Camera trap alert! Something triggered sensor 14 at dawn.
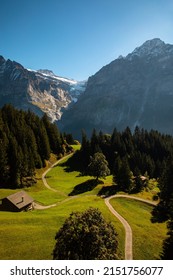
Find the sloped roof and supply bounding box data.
[5,191,34,210]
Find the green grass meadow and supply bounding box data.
[110,197,167,260]
[0,151,124,260]
[0,149,167,260]
[0,196,124,260]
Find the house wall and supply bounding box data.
[0,197,34,212]
[0,198,19,212]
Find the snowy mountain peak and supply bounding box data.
[0,56,87,123]
[126,38,173,60]
[37,69,55,76]
[33,69,78,85]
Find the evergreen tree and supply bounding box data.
[160,218,173,260]
[0,105,68,188]
[36,123,51,165]
[25,127,42,168]
[152,158,173,259]
[80,130,91,168]
[152,158,173,221]
[42,114,62,154]
[8,136,20,187]
[0,137,9,184]
[122,126,133,154]
[64,132,75,145]
[81,130,88,150]
[90,129,100,155]
[114,158,133,192]
[133,170,145,193]
[113,155,122,177]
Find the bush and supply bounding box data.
[53,208,119,260]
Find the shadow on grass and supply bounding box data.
[97,185,117,197]
[59,151,86,174]
[151,203,169,223]
[68,179,103,196]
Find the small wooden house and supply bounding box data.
[0,191,34,212]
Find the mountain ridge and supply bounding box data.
[0,56,87,122]
[1,38,173,138]
[59,38,173,138]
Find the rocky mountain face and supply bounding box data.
[0,56,86,121]
[59,38,173,138]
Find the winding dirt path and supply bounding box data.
[105,195,157,260]
[35,154,158,261]
[34,154,72,210]
[33,201,57,210]
[42,154,71,194]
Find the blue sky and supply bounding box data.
[1,0,173,80]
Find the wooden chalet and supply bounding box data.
[0,191,34,212]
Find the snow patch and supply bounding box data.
[27,68,87,121]
[10,69,21,80]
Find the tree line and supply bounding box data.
[0,104,72,188]
[152,157,173,259]
[76,127,173,178]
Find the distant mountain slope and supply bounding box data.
[59,38,173,138]
[0,56,86,121]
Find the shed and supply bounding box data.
[0,191,34,212]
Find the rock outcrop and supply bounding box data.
[0,56,86,121]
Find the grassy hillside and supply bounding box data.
[0,151,124,260]
[0,196,125,260]
[0,149,166,260]
[110,197,167,260]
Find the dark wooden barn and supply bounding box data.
[0,191,34,212]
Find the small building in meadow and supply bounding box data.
[0,191,34,212]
